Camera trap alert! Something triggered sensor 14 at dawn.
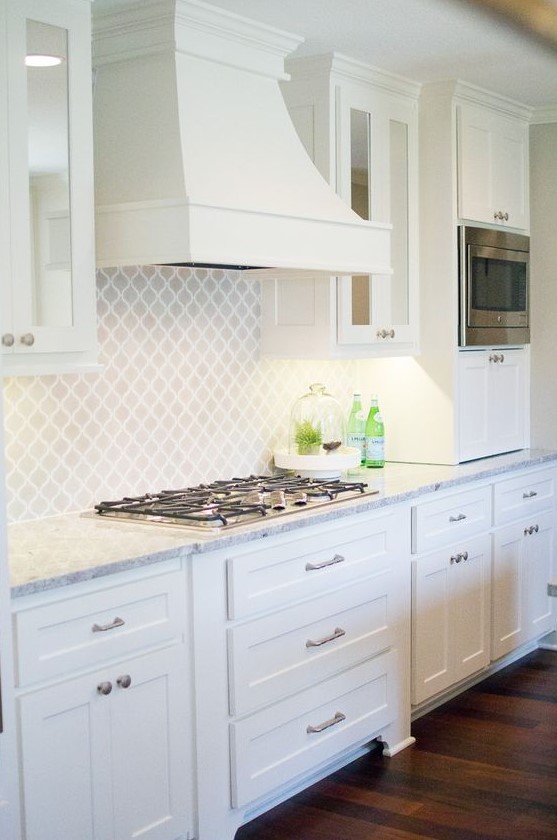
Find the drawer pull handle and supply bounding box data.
[449,513,466,523]
[92,616,125,633]
[306,627,346,648]
[524,524,539,536]
[97,681,113,696]
[523,490,538,499]
[305,554,345,571]
[117,674,132,689]
[307,711,346,734]
[450,551,468,564]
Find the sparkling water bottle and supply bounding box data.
[347,393,366,465]
[365,394,385,468]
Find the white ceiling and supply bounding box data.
[94,0,557,109]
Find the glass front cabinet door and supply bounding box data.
[0,0,97,376]
[334,75,419,353]
[261,54,419,360]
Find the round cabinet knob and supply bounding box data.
[117,674,132,689]
[20,333,35,347]
[97,681,113,696]
[1,333,15,347]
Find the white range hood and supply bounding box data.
[92,0,391,275]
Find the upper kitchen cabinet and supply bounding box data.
[0,0,97,377]
[457,100,530,232]
[260,54,420,359]
[366,81,532,466]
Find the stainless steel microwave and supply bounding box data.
[458,225,530,346]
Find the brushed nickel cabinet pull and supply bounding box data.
[305,553,345,571]
[306,627,346,648]
[523,490,538,499]
[117,674,132,689]
[449,513,466,522]
[524,524,539,536]
[306,711,346,734]
[97,681,112,696]
[92,616,125,633]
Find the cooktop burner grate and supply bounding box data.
[94,474,377,531]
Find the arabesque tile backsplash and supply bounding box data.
[3,265,367,523]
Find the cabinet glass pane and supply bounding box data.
[390,119,409,325]
[350,108,370,220]
[350,109,371,326]
[351,275,371,325]
[27,20,73,328]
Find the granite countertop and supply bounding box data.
[9,448,557,598]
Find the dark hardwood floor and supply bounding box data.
[236,649,557,840]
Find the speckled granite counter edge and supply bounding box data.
[10,449,557,598]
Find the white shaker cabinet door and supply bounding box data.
[412,533,491,705]
[492,509,556,660]
[458,348,527,462]
[110,645,192,840]
[457,103,529,231]
[19,646,191,840]
[19,669,113,840]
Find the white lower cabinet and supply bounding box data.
[411,484,493,705]
[230,650,396,808]
[491,468,557,660]
[192,506,413,840]
[412,532,491,705]
[19,646,188,840]
[412,465,557,709]
[12,560,194,840]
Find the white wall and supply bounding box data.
[530,122,557,449]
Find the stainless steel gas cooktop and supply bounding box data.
[94,474,378,532]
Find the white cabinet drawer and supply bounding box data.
[412,486,491,554]
[493,468,556,526]
[227,507,408,619]
[14,566,186,686]
[228,574,393,716]
[230,650,396,808]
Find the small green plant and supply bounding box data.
[294,420,322,455]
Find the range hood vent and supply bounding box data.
[92,0,391,275]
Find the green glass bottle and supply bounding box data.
[365,394,385,468]
[347,393,366,465]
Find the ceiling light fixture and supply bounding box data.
[25,53,64,67]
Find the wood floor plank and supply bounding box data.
[236,650,557,840]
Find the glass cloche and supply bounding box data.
[288,383,346,456]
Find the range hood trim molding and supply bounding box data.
[93,0,303,78]
[95,198,392,274]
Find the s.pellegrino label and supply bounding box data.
[365,395,385,468]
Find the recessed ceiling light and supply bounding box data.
[25,54,64,67]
